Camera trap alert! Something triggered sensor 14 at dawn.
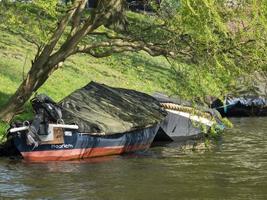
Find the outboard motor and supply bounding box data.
[29,94,62,136]
[7,94,79,150]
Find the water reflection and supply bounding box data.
[0,118,266,200]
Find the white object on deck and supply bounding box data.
[9,124,78,133]
[9,126,29,133]
[48,124,79,129]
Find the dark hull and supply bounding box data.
[211,98,267,117]
[13,125,159,162]
[154,110,224,142]
[216,105,267,117]
[154,111,207,142]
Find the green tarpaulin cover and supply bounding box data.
[59,82,166,135]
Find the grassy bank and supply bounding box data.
[0,28,177,138]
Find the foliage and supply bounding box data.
[0,1,59,46]
[0,121,9,142]
[169,0,266,96]
[0,0,266,123]
[1,0,266,98]
[221,117,233,129]
[127,0,267,100]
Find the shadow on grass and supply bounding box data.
[110,52,177,88]
[0,57,25,84]
[63,63,83,75]
[64,52,176,86]
[0,92,11,109]
[0,91,33,123]
[115,52,173,73]
[0,92,11,139]
[0,28,29,51]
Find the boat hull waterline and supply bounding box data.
[13,125,159,162]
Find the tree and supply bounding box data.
[0,0,266,123]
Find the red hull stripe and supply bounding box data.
[21,144,151,161]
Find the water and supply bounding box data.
[0,118,266,200]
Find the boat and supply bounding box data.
[211,96,267,117]
[8,82,166,161]
[211,71,267,117]
[10,123,159,162]
[153,93,225,142]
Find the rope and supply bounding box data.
[160,103,212,119]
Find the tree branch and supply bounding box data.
[47,0,129,67]
[32,2,80,69]
[75,39,176,58]
[68,0,88,38]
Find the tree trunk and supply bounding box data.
[0,61,57,123]
[0,0,126,123]
[0,77,35,122]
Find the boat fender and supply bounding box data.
[27,132,39,149]
[27,126,41,148]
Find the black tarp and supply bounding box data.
[211,96,267,117]
[59,82,167,135]
[211,71,267,116]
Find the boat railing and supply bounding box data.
[9,124,79,133]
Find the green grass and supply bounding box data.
[0,28,177,138]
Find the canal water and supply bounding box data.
[0,118,266,200]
